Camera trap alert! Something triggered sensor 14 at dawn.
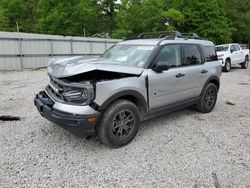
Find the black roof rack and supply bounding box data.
[125,31,207,45]
[137,31,182,39]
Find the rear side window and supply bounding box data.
[183,44,202,65]
[204,46,217,62]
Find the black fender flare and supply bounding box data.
[100,90,148,112]
[200,76,220,97]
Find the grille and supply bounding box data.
[46,77,88,104]
[46,78,64,101]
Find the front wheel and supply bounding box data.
[241,56,249,69]
[97,99,140,147]
[224,59,231,72]
[195,83,218,113]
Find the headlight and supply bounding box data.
[217,54,224,61]
[47,77,95,105]
[62,85,94,105]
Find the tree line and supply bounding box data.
[0,0,249,44]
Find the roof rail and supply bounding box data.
[180,33,201,39]
[125,31,207,45]
[137,31,181,39]
[156,31,182,45]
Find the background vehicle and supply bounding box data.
[215,43,249,72]
[34,32,221,147]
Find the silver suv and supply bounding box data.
[34,32,221,147]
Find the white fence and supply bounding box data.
[0,32,121,70]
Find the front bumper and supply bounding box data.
[218,60,224,66]
[34,91,100,137]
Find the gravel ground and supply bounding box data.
[0,67,250,188]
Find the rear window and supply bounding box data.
[204,46,217,62]
[215,45,229,52]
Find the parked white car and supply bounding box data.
[215,43,249,72]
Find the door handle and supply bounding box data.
[176,73,185,78]
[201,70,208,74]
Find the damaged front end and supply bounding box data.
[46,76,95,106]
[34,73,100,137]
[34,56,146,137]
[45,56,144,106]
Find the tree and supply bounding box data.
[225,0,250,43]
[113,0,167,38]
[36,0,102,36]
[164,8,184,32]
[164,0,232,44]
[97,0,118,34]
[0,8,8,30]
[0,0,38,32]
[1,0,247,44]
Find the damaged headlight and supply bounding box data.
[62,86,94,104]
[46,77,95,105]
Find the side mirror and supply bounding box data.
[152,63,169,73]
[230,50,234,53]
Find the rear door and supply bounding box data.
[234,44,244,63]
[181,44,208,97]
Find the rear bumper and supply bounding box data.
[34,91,100,137]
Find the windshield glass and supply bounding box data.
[101,45,155,67]
[215,45,229,52]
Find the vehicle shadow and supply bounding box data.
[138,107,196,135]
[40,107,201,150]
[224,66,243,72]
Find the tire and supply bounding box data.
[224,59,231,72]
[241,56,249,69]
[195,83,218,113]
[97,99,140,147]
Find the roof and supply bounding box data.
[215,43,239,47]
[118,38,214,46]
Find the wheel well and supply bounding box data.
[116,95,146,112]
[226,57,231,62]
[209,79,220,90]
[100,92,148,113]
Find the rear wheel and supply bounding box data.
[241,56,249,69]
[97,99,140,147]
[195,83,218,113]
[224,59,231,72]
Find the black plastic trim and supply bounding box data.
[34,91,100,138]
[143,97,201,120]
[100,90,148,112]
[145,76,150,109]
[144,45,162,69]
[200,76,220,94]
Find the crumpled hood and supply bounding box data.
[47,56,144,78]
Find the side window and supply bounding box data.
[230,45,236,52]
[234,45,240,51]
[183,44,202,65]
[154,44,181,68]
[204,46,217,62]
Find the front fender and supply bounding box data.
[94,76,147,110]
